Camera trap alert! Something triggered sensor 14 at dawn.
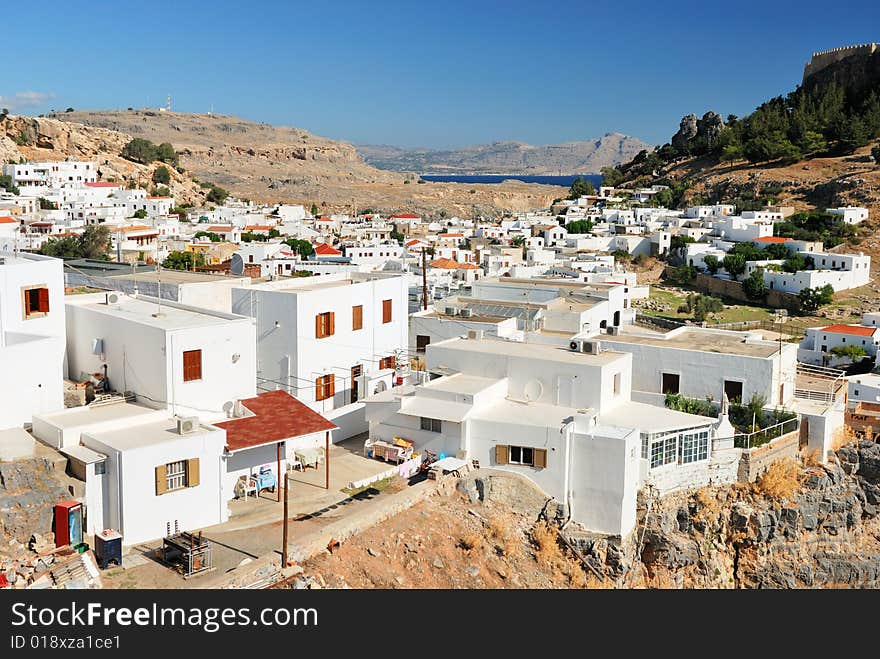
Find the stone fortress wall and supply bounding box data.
[803,43,879,83]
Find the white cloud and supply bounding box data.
[0,91,55,111]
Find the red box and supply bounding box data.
[54,501,83,548]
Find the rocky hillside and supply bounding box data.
[358,133,649,175]
[45,110,564,216]
[0,114,205,205]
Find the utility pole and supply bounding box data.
[421,247,428,310]
[281,469,289,567]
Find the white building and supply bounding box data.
[365,336,724,537]
[0,252,66,429]
[2,161,97,189]
[64,293,257,428]
[231,272,408,418]
[827,206,869,225]
[799,323,880,366]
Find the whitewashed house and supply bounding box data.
[0,252,66,429]
[827,206,869,225]
[231,272,408,424]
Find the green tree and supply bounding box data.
[743,269,768,299]
[152,165,171,185]
[121,138,158,164]
[599,166,623,188]
[670,234,695,251]
[132,209,147,219]
[194,231,222,242]
[872,144,880,165]
[162,251,205,270]
[283,238,315,259]
[310,203,320,216]
[798,284,834,312]
[0,174,19,195]
[781,253,806,273]
[666,264,697,285]
[40,225,111,260]
[567,176,596,200]
[830,345,867,363]
[205,184,229,204]
[722,253,747,280]
[652,188,674,208]
[565,219,593,234]
[38,197,57,210]
[702,254,721,275]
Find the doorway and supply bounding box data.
[350,365,362,404]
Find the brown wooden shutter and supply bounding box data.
[155,465,168,496]
[37,288,50,313]
[533,449,547,469]
[186,458,200,488]
[382,299,392,324]
[183,350,202,382]
[328,374,335,398]
[328,312,335,336]
[495,445,509,465]
[315,313,323,338]
[352,305,363,330]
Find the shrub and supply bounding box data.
[743,269,768,299]
[532,521,564,567]
[152,165,170,185]
[754,458,803,501]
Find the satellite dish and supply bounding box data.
[523,379,543,402]
[230,253,244,276]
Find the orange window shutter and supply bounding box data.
[328,312,335,335]
[315,314,323,338]
[328,374,336,398]
[383,299,392,323]
[37,288,49,313]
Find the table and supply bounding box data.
[295,447,321,469]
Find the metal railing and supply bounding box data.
[727,417,800,449]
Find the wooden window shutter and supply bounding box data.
[382,299,392,323]
[315,313,323,338]
[37,288,50,313]
[495,445,509,465]
[353,305,363,330]
[183,350,202,382]
[186,458,200,488]
[533,448,547,469]
[328,374,335,398]
[328,312,335,335]
[315,376,324,401]
[155,465,168,495]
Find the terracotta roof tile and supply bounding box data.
[820,324,877,337]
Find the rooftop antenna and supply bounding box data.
[166,94,172,112]
[152,263,164,317]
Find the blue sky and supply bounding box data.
[3,1,880,148]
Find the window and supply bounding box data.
[641,433,649,459]
[95,461,106,476]
[420,417,442,432]
[613,372,621,395]
[496,445,547,468]
[22,286,49,318]
[166,460,187,491]
[315,311,335,338]
[679,431,709,464]
[316,374,335,401]
[723,380,743,403]
[351,305,364,331]
[182,349,202,382]
[416,335,431,353]
[382,299,393,324]
[379,355,396,370]
[662,372,680,395]
[650,435,678,469]
[155,458,200,495]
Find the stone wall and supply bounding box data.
[737,431,800,482]
[690,272,802,311]
[804,43,879,82]
[0,456,70,546]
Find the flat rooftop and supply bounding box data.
[430,336,628,366]
[247,271,400,294]
[603,326,781,359]
[422,373,502,396]
[107,270,248,284]
[469,398,594,428]
[599,401,715,433]
[85,417,215,451]
[37,401,164,430]
[420,311,509,324]
[65,293,250,330]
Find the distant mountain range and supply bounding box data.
[357,133,651,175]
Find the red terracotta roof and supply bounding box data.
[146,196,172,200]
[0,216,17,224]
[84,181,122,188]
[754,236,791,244]
[820,324,877,337]
[215,390,337,452]
[314,242,342,256]
[245,225,274,231]
[439,233,464,238]
[206,225,233,232]
[390,213,420,219]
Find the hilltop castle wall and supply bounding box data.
[803,43,879,83]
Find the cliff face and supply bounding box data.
[45,110,565,215]
[571,442,880,588]
[359,133,650,175]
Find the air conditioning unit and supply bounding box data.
[459,308,473,318]
[176,416,199,434]
[445,306,458,316]
[607,325,620,335]
[105,292,119,305]
[569,339,601,354]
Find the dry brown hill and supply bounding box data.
[43,110,563,216]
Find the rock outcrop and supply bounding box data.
[671,111,725,153]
